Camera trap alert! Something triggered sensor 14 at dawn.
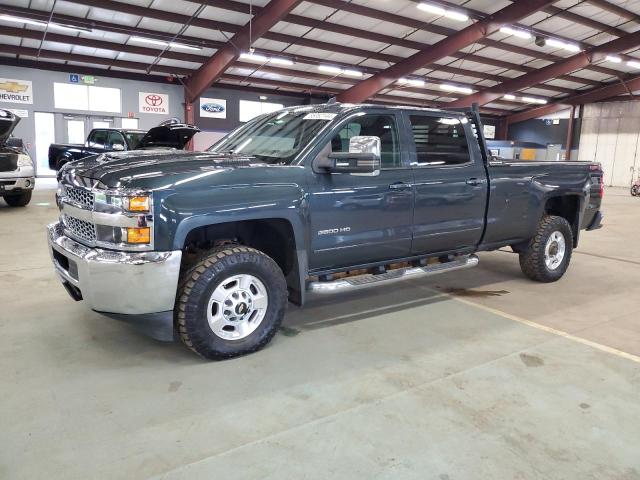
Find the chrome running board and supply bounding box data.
[307,254,479,294]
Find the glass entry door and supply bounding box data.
[62,115,115,144]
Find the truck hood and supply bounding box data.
[60,149,257,189]
[136,123,200,150]
[0,109,20,146]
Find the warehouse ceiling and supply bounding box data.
[2,0,640,119]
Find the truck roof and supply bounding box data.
[89,127,146,133]
[277,102,466,117]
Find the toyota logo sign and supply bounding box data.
[139,92,168,114]
[145,94,163,107]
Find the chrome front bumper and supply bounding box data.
[47,222,182,315]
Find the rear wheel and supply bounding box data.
[632,185,639,197]
[519,215,573,283]
[175,246,287,360]
[3,191,32,207]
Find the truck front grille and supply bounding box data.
[65,186,94,210]
[0,153,18,172]
[63,215,96,243]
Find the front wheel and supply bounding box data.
[632,185,639,197]
[519,215,573,283]
[175,246,288,360]
[3,191,32,207]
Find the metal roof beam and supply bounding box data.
[187,0,302,102]
[507,74,640,123]
[0,26,520,107]
[2,2,600,92]
[584,0,640,23]
[448,30,640,108]
[309,0,618,80]
[335,0,557,103]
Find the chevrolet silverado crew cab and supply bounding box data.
[48,103,604,359]
[0,109,35,207]
[48,120,199,171]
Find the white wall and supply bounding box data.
[0,64,184,157]
[579,101,640,187]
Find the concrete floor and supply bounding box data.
[1,182,639,479]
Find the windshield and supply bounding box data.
[124,132,146,149]
[208,109,336,164]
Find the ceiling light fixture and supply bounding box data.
[503,94,516,100]
[318,65,343,74]
[521,96,548,104]
[605,55,622,63]
[269,57,294,66]
[417,3,469,22]
[440,84,474,95]
[318,65,362,77]
[545,38,581,53]
[131,36,202,51]
[627,60,640,69]
[499,26,532,39]
[398,78,426,87]
[0,14,92,33]
[239,51,268,62]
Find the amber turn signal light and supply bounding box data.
[126,227,151,244]
[126,196,150,212]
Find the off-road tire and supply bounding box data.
[519,215,573,283]
[3,191,32,207]
[175,246,287,360]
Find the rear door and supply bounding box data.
[307,110,414,271]
[405,112,487,255]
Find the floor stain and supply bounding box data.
[440,287,510,297]
[168,381,182,393]
[279,326,301,337]
[579,403,591,410]
[520,353,545,367]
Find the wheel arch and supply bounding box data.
[175,215,308,305]
[542,194,583,247]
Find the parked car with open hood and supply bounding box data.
[48,119,200,171]
[0,109,34,207]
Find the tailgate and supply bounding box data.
[582,163,604,229]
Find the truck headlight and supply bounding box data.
[123,196,151,212]
[17,154,33,167]
[95,192,152,213]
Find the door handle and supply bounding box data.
[466,178,483,186]
[389,182,412,190]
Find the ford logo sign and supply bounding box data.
[201,103,225,113]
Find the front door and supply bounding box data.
[406,112,488,255]
[307,111,414,271]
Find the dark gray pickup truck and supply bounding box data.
[48,103,604,359]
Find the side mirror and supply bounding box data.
[324,136,381,175]
[112,143,125,151]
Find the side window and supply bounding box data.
[88,130,108,148]
[409,115,470,167]
[107,131,126,149]
[330,114,401,169]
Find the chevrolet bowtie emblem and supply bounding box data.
[0,81,28,94]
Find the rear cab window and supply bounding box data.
[407,114,471,167]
